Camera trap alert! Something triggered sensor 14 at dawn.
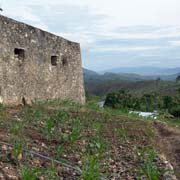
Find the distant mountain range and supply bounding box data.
[99,66,180,76]
[83,67,180,82]
[83,68,180,96]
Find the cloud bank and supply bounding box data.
[1,0,180,70]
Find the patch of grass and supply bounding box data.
[45,163,58,180]
[55,109,70,124]
[0,104,8,127]
[44,117,56,141]
[144,126,155,141]
[86,137,107,156]
[12,139,23,160]
[81,155,102,180]
[10,122,24,136]
[21,166,39,180]
[69,127,82,145]
[119,124,128,142]
[56,144,65,157]
[136,147,162,180]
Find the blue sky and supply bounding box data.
[1,0,180,71]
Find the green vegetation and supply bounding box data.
[21,166,39,180]
[136,147,161,180]
[0,99,179,179]
[104,88,180,119]
[81,155,102,180]
[85,78,178,97]
[176,75,180,83]
[12,139,23,160]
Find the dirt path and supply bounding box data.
[154,121,180,178]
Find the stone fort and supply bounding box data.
[0,15,85,105]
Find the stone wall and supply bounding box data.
[0,15,85,105]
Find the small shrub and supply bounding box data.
[81,156,102,180]
[10,122,24,136]
[45,164,58,180]
[56,110,70,124]
[170,106,180,117]
[68,118,82,146]
[136,147,161,180]
[140,162,161,180]
[56,145,65,157]
[21,167,39,180]
[12,140,23,160]
[86,137,107,156]
[163,96,173,109]
[44,118,55,141]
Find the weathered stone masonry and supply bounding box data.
[0,15,85,105]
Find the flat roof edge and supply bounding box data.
[0,14,80,45]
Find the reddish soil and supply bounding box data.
[154,121,180,177]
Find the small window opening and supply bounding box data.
[14,48,25,60]
[22,97,26,106]
[51,56,58,66]
[62,56,68,66]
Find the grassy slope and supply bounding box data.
[0,101,179,180]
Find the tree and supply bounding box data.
[104,90,133,109]
[178,88,180,94]
[176,75,180,83]
[170,106,180,117]
[163,96,173,109]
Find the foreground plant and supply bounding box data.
[21,166,39,180]
[12,140,23,160]
[81,155,102,180]
[136,147,161,180]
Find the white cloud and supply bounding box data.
[2,3,49,30]
[90,46,168,52]
[58,32,96,51]
[97,26,180,40]
[3,0,180,26]
[2,0,180,69]
[169,41,180,46]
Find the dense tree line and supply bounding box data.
[104,88,180,117]
[85,80,177,97]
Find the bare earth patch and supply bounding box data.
[154,121,180,178]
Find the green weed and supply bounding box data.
[136,147,161,180]
[21,166,39,180]
[45,163,58,180]
[12,140,23,160]
[44,117,55,141]
[86,137,107,156]
[10,122,24,136]
[56,144,65,157]
[81,155,102,180]
[119,124,128,142]
[56,110,70,124]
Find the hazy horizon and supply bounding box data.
[84,65,180,72]
[1,0,180,71]
[84,65,180,73]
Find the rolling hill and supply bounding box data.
[83,68,180,96]
[100,66,180,76]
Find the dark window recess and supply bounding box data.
[14,48,25,60]
[62,56,68,66]
[22,97,26,106]
[51,56,58,66]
